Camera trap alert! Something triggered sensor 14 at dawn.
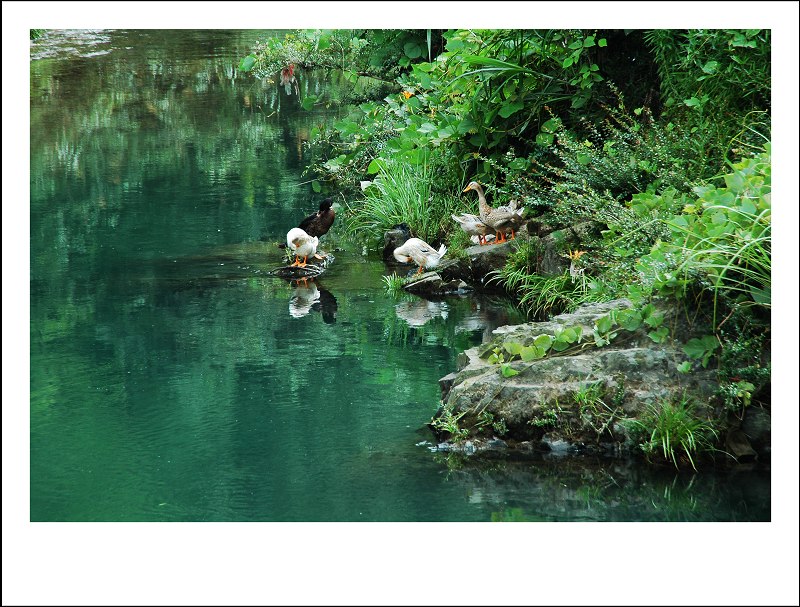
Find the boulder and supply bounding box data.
[435,298,722,456]
[382,224,412,262]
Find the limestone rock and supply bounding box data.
[435,298,721,455]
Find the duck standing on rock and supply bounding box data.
[451,213,495,245]
[278,197,335,251]
[462,181,525,244]
[298,197,336,238]
[286,227,320,268]
[393,237,447,275]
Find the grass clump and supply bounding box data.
[344,158,461,246]
[637,395,719,471]
[381,272,407,297]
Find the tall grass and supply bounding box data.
[671,205,771,322]
[344,159,461,245]
[489,238,611,319]
[638,396,719,471]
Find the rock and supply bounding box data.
[725,428,758,462]
[402,272,469,296]
[382,224,412,262]
[542,436,578,454]
[269,252,334,279]
[439,372,459,401]
[741,406,771,457]
[434,298,721,456]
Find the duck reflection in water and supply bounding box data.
[288,278,337,323]
[394,299,449,328]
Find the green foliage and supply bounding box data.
[240,29,433,81]
[573,382,621,440]
[643,29,771,173]
[633,147,771,329]
[644,29,770,115]
[666,149,771,324]
[476,411,508,436]
[683,335,720,368]
[381,273,407,296]
[529,403,561,428]
[637,396,719,470]
[491,241,611,320]
[294,29,639,196]
[30,29,46,40]
[430,405,469,443]
[344,157,460,245]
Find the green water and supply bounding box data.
[29,29,770,522]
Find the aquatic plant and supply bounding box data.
[381,272,407,297]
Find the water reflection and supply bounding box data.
[287,279,337,323]
[433,452,771,522]
[394,299,449,328]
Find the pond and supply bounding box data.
[29,29,770,522]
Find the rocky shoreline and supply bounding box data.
[385,229,771,464]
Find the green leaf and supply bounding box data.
[648,327,669,343]
[520,345,546,361]
[311,180,322,193]
[595,315,613,334]
[301,95,317,111]
[616,308,642,332]
[552,337,571,352]
[561,327,580,343]
[500,364,520,378]
[533,334,554,351]
[404,42,422,59]
[460,55,530,72]
[576,152,591,165]
[504,341,523,356]
[317,36,330,50]
[536,133,554,147]
[598,38,607,47]
[366,158,386,175]
[562,56,574,68]
[498,101,525,119]
[676,361,692,374]
[457,116,477,134]
[238,55,256,72]
[541,118,560,133]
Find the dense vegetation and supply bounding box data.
[241,29,771,468]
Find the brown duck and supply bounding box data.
[298,197,336,238]
[462,182,525,244]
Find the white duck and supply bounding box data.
[286,227,319,268]
[452,213,495,246]
[393,237,447,275]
